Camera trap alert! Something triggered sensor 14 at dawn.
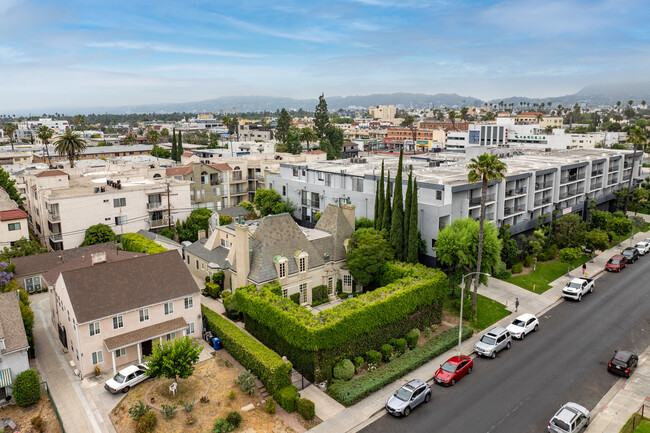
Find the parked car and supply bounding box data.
[605,254,627,272]
[621,247,639,263]
[607,350,639,378]
[548,402,590,432]
[434,355,473,386]
[104,364,150,393]
[635,241,650,255]
[385,379,431,417]
[562,278,594,302]
[506,313,539,339]
[474,327,511,358]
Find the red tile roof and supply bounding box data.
[166,166,193,176]
[207,163,232,171]
[0,208,28,221]
[35,169,68,178]
[181,151,194,157]
[308,150,326,154]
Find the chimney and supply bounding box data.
[197,230,206,240]
[232,221,250,289]
[91,252,107,265]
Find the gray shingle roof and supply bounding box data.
[0,292,29,354]
[184,238,230,269]
[314,205,355,261]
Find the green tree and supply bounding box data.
[406,178,420,263]
[173,208,213,242]
[608,216,633,245]
[624,126,647,212]
[323,125,343,159]
[253,188,296,217]
[37,125,54,166]
[590,210,612,231]
[54,129,88,168]
[150,147,171,159]
[1,237,46,261]
[559,247,582,275]
[374,180,380,230]
[177,130,183,156]
[552,213,587,249]
[170,129,178,161]
[145,336,203,386]
[390,150,405,259]
[13,369,41,407]
[160,128,170,141]
[584,229,610,254]
[286,127,302,154]
[403,171,413,244]
[498,226,519,268]
[299,127,318,152]
[467,153,507,312]
[345,228,394,289]
[276,108,292,143]
[376,161,385,230]
[146,129,160,157]
[314,94,330,139]
[3,122,17,151]
[0,166,23,204]
[381,172,392,235]
[529,228,547,262]
[80,224,116,246]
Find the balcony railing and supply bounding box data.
[469,194,495,206]
[535,181,553,190]
[609,166,619,172]
[48,210,60,222]
[505,187,527,197]
[150,216,174,228]
[504,206,525,216]
[591,169,603,176]
[591,182,603,190]
[472,212,495,221]
[147,201,163,210]
[560,173,585,184]
[49,233,62,242]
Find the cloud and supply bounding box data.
[86,40,264,58]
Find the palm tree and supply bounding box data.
[448,110,457,129]
[54,129,87,168]
[3,122,17,151]
[460,107,469,122]
[616,101,621,112]
[37,125,54,166]
[299,127,318,151]
[160,128,170,141]
[642,100,647,110]
[146,129,160,158]
[467,153,507,313]
[624,126,647,212]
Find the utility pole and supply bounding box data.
[166,181,172,230]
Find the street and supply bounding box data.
[361,258,650,433]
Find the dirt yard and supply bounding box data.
[111,353,299,433]
[0,395,63,433]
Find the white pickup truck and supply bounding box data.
[562,278,594,302]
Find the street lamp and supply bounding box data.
[458,271,491,355]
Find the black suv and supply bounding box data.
[608,350,638,378]
[621,247,639,263]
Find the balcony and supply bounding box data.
[47,209,60,222]
[608,166,619,173]
[49,233,62,242]
[560,173,585,184]
[147,201,164,210]
[590,182,603,190]
[469,194,495,206]
[150,216,174,228]
[559,188,584,200]
[504,206,525,216]
[591,169,603,176]
[505,187,527,197]
[535,181,554,190]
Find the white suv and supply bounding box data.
[474,327,511,358]
[548,402,590,432]
[635,241,650,255]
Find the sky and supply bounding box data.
[1,0,650,113]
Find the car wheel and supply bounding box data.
[578,294,582,302]
[451,379,456,386]
[534,324,539,332]
[122,386,130,393]
[490,351,496,359]
[590,285,594,293]
[425,393,431,403]
[403,407,411,417]
[506,342,511,350]
[467,366,472,374]
[521,332,525,340]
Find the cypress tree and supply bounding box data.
[171,128,177,161]
[407,178,420,263]
[403,170,413,244]
[376,161,385,230]
[390,150,404,259]
[374,180,380,229]
[381,172,392,236]
[177,130,184,159]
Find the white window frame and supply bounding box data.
[89,321,100,336]
[115,348,126,358]
[299,256,306,273]
[115,215,128,225]
[184,297,193,309]
[113,197,126,208]
[112,315,123,330]
[187,322,195,334]
[91,350,103,365]
[164,302,174,315]
[139,308,149,322]
[166,332,175,341]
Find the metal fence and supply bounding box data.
[41,381,66,433]
[620,400,650,433]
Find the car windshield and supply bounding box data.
[480,336,496,345]
[567,282,582,289]
[113,373,126,383]
[394,388,413,401]
[440,362,456,373]
[551,418,570,432]
[512,319,526,327]
[636,244,645,249]
[608,259,620,265]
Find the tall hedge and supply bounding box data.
[13,369,41,407]
[121,233,168,254]
[201,305,291,396]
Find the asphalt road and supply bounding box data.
[361,258,650,433]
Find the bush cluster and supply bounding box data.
[121,233,168,254]
[311,285,329,306]
[201,305,292,396]
[135,411,156,433]
[333,359,355,380]
[390,338,408,354]
[289,293,301,305]
[365,350,381,365]
[379,344,393,362]
[353,356,364,372]
[276,385,298,413]
[296,397,316,421]
[329,326,474,406]
[265,397,276,414]
[224,295,240,320]
[405,329,420,350]
[511,262,523,273]
[14,369,41,407]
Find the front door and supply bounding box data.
[327,277,333,296]
[142,340,153,357]
[58,324,68,349]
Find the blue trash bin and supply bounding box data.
[211,337,222,350]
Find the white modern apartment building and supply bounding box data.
[24,168,191,251]
[266,148,643,265]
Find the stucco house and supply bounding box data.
[0,291,30,401]
[45,250,201,378]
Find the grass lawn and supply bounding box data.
[444,293,510,331]
[619,414,650,433]
[504,254,591,293]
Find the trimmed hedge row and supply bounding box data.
[328,326,474,406]
[121,233,168,254]
[235,263,447,351]
[201,305,292,396]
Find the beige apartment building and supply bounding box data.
[369,105,397,120]
[0,188,29,248]
[46,250,200,378]
[166,163,234,211]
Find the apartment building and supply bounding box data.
[166,162,234,210]
[369,105,397,120]
[33,145,154,164]
[24,168,191,251]
[0,151,32,166]
[266,149,643,264]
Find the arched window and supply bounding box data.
[153,173,161,179]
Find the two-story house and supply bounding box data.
[45,250,200,377]
[0,291,30,401]
[0,188,29,248]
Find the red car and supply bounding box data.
[434,355,473,386]
[605,254,627,272]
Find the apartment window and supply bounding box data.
[113,198,126,207]
[436,190,442,200]
[221,239,232,248]
[213,187,221,196]
[352,177,363,192]
[195,260,199,269]
[24,277,41,293]
[293,168,299,177]
[282,288,288,298]
[164,302,174,315]
[91,350,103,365]
[8,222,20,231]
[187,255,190,264]
[115,348,126,358]
[299,283,307,304]
[166,332,175,341]
[184,296,193,309]
[325,174,332,186]
[344,275,352,286]
[115,215,127,225]
[139,308,149,322]
[318,172,324,181]
[187,322,195,335]
[282,185,286,196]
[279,261,287,279]
[112,315,123,329]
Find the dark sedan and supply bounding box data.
[608,350,638,378]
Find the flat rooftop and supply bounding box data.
[47,173,187,198]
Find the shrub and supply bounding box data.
[135,411,157,433]
[277,385,298,413]
[296,397,316,421]
[365,350,381,365]
[213,418,234,433]
[129,400,151,420]
[333,359,355,380]
[228,390,236,400]
[390,338,408,354]
[14,369,41,407]
[541,244,559,261]
[353,356,364,372]
[206,282,220,298]
[523,255,534,268]
[224,295,240,319]
[160,404,178,419]
[31,416,44,432]
[202,305,292,396]
[186,414,197,425]
[237,370,256,395]
[121,232,168,254]
[311,285,328,305]
[290,293,301,305]
[329,326,473,406]
[205,276,211,282]
[221,290,231,300]
[379,344,393,362]
[183,398,195,412]
[511,262,523,273]
[405,329,420,350]
[225,411,242,429]
[265,396,276,414]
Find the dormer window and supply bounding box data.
[279,261,287,279]
[274,255,289,279]
[295,251,308,273]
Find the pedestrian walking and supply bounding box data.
[515,297,519,312]
[582,263,586,274]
